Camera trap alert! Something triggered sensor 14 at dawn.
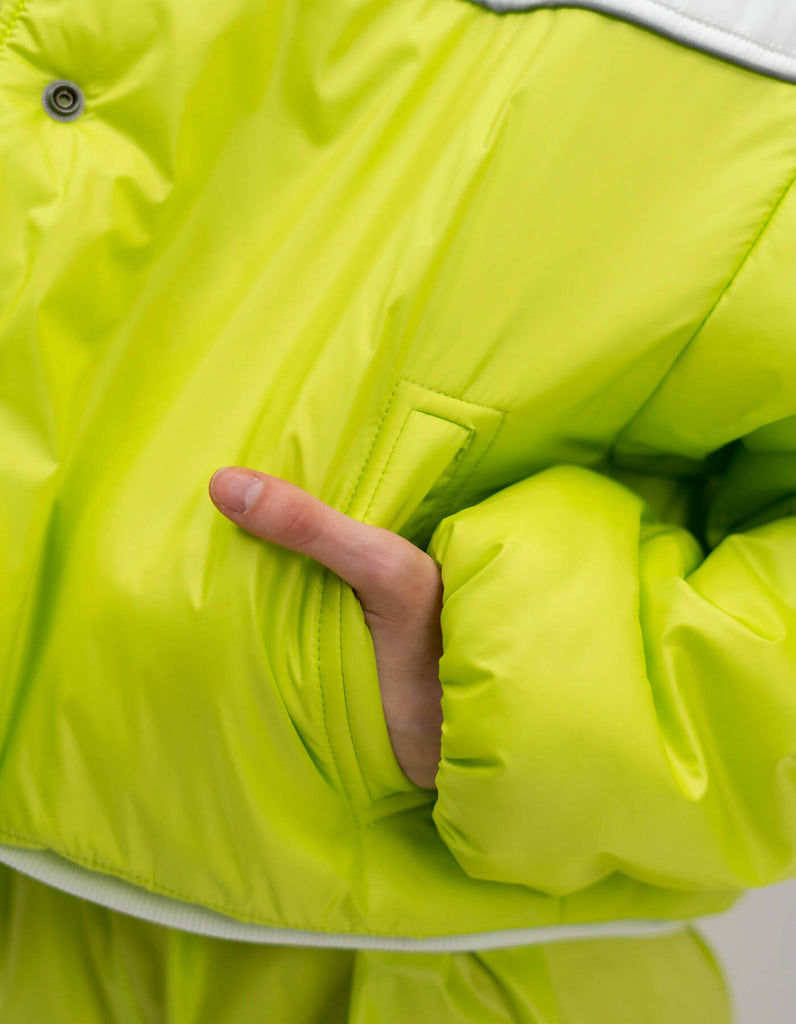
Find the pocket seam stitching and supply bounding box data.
[362,409,476,528]
[317,376,506,820]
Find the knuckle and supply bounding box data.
[370,543,412,586]
[275,493,323,549]
[370,542,441,617]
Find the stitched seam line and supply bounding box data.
[471,1,796,63]
[408,429,477,545]
[342,380,401,517]
[344,409,452,800]
[336,380,409,806]
[0,827,450,938]
[615,163,796,443]
[339,393,476,804]
[314,570,349,809]
[644,0,794,57]
[332,377,450,807]
[337,574,372,802]
[612,0,796,60]
[323,377,505,820]
[361,410,417,524]
[362,409,476,524]
[2,829,698,940]
[342,408,478,803]
[0,826,301,930]
[399,375,509,414]
[314,379,401,815]
[351,409,506,829]
[441,409,507,514]
[0,0,29,52]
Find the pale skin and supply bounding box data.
[208,466,444,789]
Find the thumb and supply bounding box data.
[208,466,433,620]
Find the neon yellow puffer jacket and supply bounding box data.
[2,0,796,1019]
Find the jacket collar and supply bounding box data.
[464,0,796,84]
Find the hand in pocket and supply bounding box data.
[209,466,444,789]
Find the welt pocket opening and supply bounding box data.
[316,378,504,816]
[346,378,504,549]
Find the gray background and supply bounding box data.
[696,879,796,1023]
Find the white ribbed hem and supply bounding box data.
[0,844,693,951]
[464,0,796,84]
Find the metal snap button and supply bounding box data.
[42,80,85,122]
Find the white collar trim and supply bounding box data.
[464,0,796,84]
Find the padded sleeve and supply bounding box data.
[426,176,796,896]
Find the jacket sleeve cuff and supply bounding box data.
[425,463,658,893]
[427,453,796,898]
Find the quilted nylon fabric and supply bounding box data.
[0,866,732,1023]
[2,0,796,1017]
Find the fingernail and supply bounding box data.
[210,468,264,513]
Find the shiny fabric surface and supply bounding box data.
[1,0,796,1000]
[0,866,732,1023]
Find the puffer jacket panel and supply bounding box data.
[1,0,796,944]
[0,865,732,1024]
